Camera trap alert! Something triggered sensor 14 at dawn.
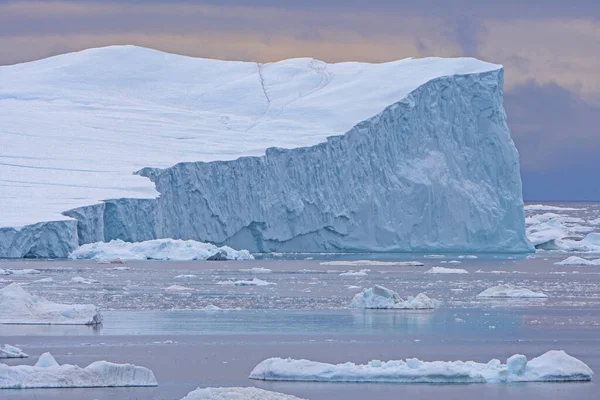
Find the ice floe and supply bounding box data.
[0,344,28,359]
[240,267,272,273]
[477,285,547,298]
[249,350,592,383]
[0,352,157,388]
[217,278,276,286]
[70,239,253,261]
[164,285,194,292]
[0,283,102,325]
[340,269,369,276]
[349,285,439,309]
[525,205,585,212]
[525,208,600,251]
[425,267,468,274]
[555,256,600,266]
[71,277,99,285]
[0,269,41,276]
[320,261,424,266]
[182,387,305,400]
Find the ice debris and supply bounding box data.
[425,267,468,274]
[182,387,305,399]
[0,345,28,359]
[349,285,439,309]
[477,285,547,298]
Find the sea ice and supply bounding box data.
[525,205,585,212]
[0,283,102,325]
[249,350,593,383]
[164,285,194,292]
[181,387,305,400]
[216,278,276,286]
[0,344,28,359]
[320,261,424,267]
[425,267,468,274]
[240,267,272,273]
[70,239,253,261]
[350,285,439,309]
[477,285,547,298]
[555,256,600,266]
[0,352,157,388]
[340,269,370,276]
[0,269,41,276]
[71,277,99,285]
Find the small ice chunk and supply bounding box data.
[71,277,98,285]
[349,285,439,309]
[340,269,369,276]
[202,305,222,312]
[425,267,468,274]
[555,256,600,266]
[320,260,424,266]
[0,344,28,359]
[477,285,547,298]
[216,278,276,286]
[239,267,272,273]
[181,387,305,399]
[164,285,194,292]
[35,352,60,368]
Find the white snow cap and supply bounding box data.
[0,352,157,388]
[0,344,28,359]
[249,350,593,383]
[70,239,253,261]
[0,283,102,325]
[181,387,306,400]
[0,46,500,228]
[350,285,439,309]
[477,285,547,298]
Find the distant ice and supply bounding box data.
[0,283,102,325]
[425,267,468,274]
[350,285,439,309]
[249,350,593,383]
[164,285,194,292]
[0,352,157,388]
[525,205,585,212]
[555,256,600,266]
[240,267,272,274]
[320,261,424,267]
[182,387,305,400]
[34,277,54,283]
[70,239,253,261]
[202,305,223,312]
[0,269,41,276]
[217,278,276,286]
[477,285,547,298]
[175,274,198,279]
[0,344,28,359]
[71,276,99,285]
[340,269,370,276]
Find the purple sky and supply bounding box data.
[1,0,598,200]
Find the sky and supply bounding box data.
[1,0,598,200]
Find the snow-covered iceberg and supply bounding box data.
[0,283,102,325]
[70,239,253,261]
[0,46,532,257]
[0,352,157,388]
[249,350,593,383]
[350,285,439,309]
[477,285,547,298]
[181,387,306,400]
[0,345,28,359]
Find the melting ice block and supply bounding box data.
[249,350,593,383]
[0,345,28,359]
[0,352,157,389]
[181,387,306,399]
[0,283,102,325]
[350,285,439,309]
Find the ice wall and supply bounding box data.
[1,68,532,257]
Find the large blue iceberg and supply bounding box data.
[0,46,533,257]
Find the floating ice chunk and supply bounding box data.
[477,285,547,298]
[240,267,272,273]
[458,255,478,259]
[175,274,198,279]
[0,352,157,388]
[71,277,98,285]
[349,285,439,309]
[0,269,41,276]
[249,350,593,383]
[0,283,102,325]
[589,218,600,226]
[525,205,585,212]
[555,256,600,266]
[0,344,28,359]
[425,267,468,274]
[202,305,222,312]
[340,269,370,276]
[97,258,126,264]
[70,239,253,261]
[217,278,276,286]
[164,285,194,292]
[320,261,424,267]
[182,387,305,400]
[34,277,54,283]
[111,266,130,271]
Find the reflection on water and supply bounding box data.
[351,309,434,332]
[0,322,102,337]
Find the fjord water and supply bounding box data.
[1,202,599,399]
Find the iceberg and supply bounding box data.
[340,269,370,276]
[0,283,102,325]
[425,267,469,274]
[555,256,600,266]
[0,352,157,389]
[182,387,305,400]
[216,278,276,286]
[0,344,28,359]
[477,285,547,298]
[0,46,532,257]
[350,285,439,309]
[249,350,593,383]
[69,239,253,261]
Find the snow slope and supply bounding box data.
[249,350,593,383]
[0,352,157,388]
[0,45,532,256]
[0,283,102,325]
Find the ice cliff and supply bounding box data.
[0,46,533,257]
